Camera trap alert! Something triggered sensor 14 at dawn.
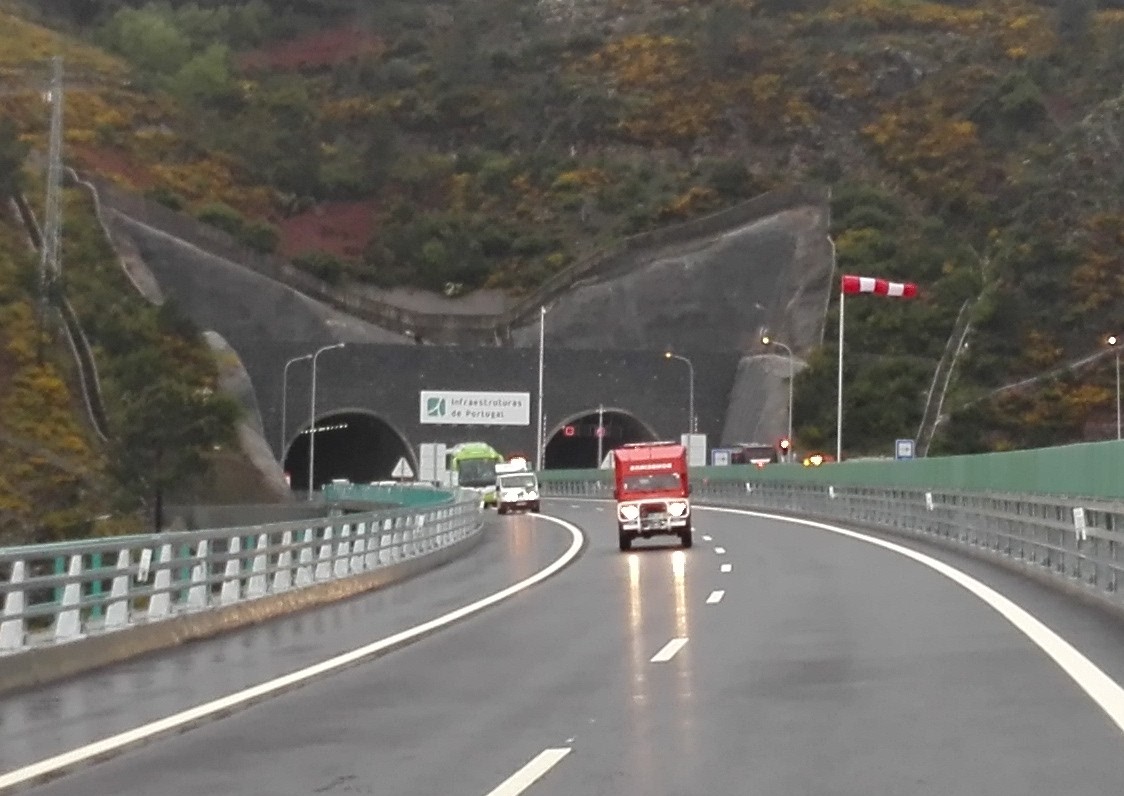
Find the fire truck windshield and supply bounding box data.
[622,473,681,492]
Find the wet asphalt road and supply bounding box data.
[6,501,1124,795]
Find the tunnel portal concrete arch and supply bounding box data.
[543,408,659,470]
[283,409,417,491]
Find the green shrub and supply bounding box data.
[238,219,280,254]
[195,202,244,237]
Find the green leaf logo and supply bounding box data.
[426,397,446,417]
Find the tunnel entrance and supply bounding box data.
[543,409,658,470]
[283,411,415,491]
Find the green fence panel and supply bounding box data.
[538,440,1124,501]
[322,482,455,507]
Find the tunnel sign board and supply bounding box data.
[419,390,530,426]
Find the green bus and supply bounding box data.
[447,442,505,506]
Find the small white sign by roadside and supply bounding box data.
[925,492,934,512]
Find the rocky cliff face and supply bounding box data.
[510,205,832,356]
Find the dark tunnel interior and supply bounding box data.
[543,410,657,470]
[283,412,414,491]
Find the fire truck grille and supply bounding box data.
[640,502,667,516]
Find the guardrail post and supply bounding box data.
[221,535,242,605]
[379,519,393,565]
[351,523,366,574]
[334,525,351,579]
[247,534,269,598]
[296,528,315,587]
[0,561,26,652]
[274,530,293,592]
[55,554,85,642]
[315,526,333,581]
[147,544,174,620]
[365,522,380,569]
[105,550,131,630]
[187,539,210,610]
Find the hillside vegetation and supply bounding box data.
[3,0,1122,457]
[0,123,241,544]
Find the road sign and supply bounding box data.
[711,449,734,466]
[895,438,915,460]
[391,457,414,479]
[420,390,530,426]
[418,443,446,484]
[680,434,707,467]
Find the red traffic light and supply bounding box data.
[563,425,576,437]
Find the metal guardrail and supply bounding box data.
[541,479,1124,605]
[0,490,483,655]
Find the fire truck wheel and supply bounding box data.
[497,504,507,516]
[618,532,632,552]
[679,530,693,548]
[531,502,541,513]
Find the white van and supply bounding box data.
[495,464,540,515]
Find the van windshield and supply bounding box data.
[622,473,681,492]
[498,474,537,490]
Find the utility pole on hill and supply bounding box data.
[38,56,65,362]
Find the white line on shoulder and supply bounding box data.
[0,517,586,793]
[699,505,1124,737]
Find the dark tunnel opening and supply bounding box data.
[283,412,415,491]
[543,410,658,470]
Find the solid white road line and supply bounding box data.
[0,517,587,794]
[714,547,726,555]
[720,564,732,573]
[700,506,1124,738]
[651,637,689,663]
[486,748,572,796]
[706,590,725,604]
[702,535,712,542]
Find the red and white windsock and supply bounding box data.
[841,274,918,298]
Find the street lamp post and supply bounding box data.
[280,353,313,457]
[664,352,695,434]
[536,305,546,472]
[1109,335,1121,441]
[307,343,345,500]
[762,335,794,462]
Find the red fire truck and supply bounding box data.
[612,441,692,551]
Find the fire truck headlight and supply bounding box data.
[668,501,688,517]
[619,504,640,521]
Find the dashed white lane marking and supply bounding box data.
[701,506,1124,738]
[720,564,732,573]
[706,590,725,604]
[702,535,713,542]
[0,518,587,793]
[650,637,689,663]
[485,747,572,796]
[714,547,726,555]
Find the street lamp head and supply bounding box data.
[1109,335,1119,347]
[664,351,672,359]
[761,335,771,346]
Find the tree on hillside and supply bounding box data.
[0,117,30,200]
[109,374,240,531]
[106,339,239,531]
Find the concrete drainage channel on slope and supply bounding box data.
[0,484,484,695]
